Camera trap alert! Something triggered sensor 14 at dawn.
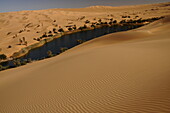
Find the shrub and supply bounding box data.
[109,22,113,25]
[96,23,101,25]
[73,25,77,30]
[33,38,37,40]
[100,22,105,24]
[24,41,28,46]
[23,37,26,42]
[104,22,108,24]
[27,58,32,63]
[113,20,117,23]
[8,45,12,48]
[85,20,90,24]
[135,16,139,18]
[53,28,57,33]
[78,27,83,31]
[16,59,21,66]
[119,20,126,24]
[80,16,85,20]
[77,39,85,44]
[12,52,20,58]
[78,25,87,30]
[126,19,133,23]
[91,24,95,28]
[21,60,27,65]
[136,18,142,23]
[19,39,23,45]
[13,59,21,67]
[68,27,73,31]
[19,30,23,33]
[42,33,47,37]
[48,31,52,34]
[122,16,129,18]
[37,38,41,41]
[47,50,54,57]
[60,47,68,53]
[0,65,9,71]
[98,19,102,23]
[83,24,87,29]
[0,54,7,60]
[48,34,53,37]
[7,32,11,35]
[0,65,3,71]
[58,28,64,32]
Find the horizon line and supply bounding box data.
[0,1,169,13]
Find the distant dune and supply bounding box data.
[0,2,170,57]
[0,2,170,112]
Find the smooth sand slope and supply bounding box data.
[0,15,170,112]
[0,2,170,57]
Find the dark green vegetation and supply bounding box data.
[60,47,68,53]
[0,65,9,71]
[0,54,7,60]
[47,50,54,58]
[77,39,85,44]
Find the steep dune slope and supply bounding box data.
[0,16,170,113]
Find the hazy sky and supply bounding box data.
[0,0,169,12]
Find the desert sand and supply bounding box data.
[0,2,170,113]
[0,2,170,57]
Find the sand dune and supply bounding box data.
[0,14,170,112]
[0,2,170,57]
